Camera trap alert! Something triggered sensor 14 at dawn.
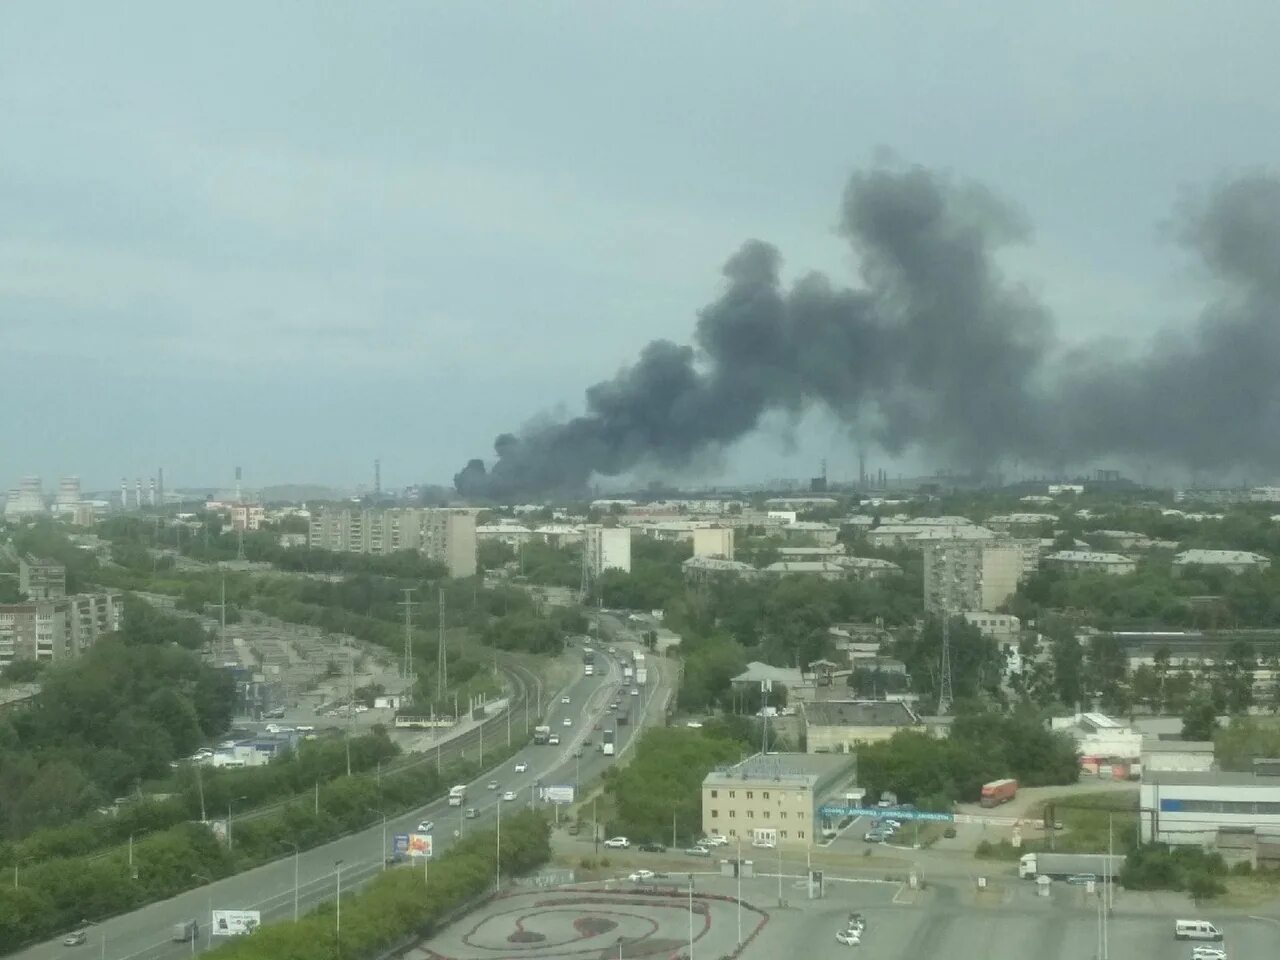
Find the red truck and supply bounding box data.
[980,778,1018,808]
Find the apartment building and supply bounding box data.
[801,700,922,753]
[1045,550,1137,576]
[309,507,477,578]
[19,554,66,599]
[923,540,1028,614]
[701,752,857,849]
[583,525,631,578]
[0,592,121,668]
[691,526,734,560]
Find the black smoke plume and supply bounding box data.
[456,162,1280,500]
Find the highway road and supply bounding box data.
[10,641,669,960]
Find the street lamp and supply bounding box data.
[334,859,344,950]
[227,795,247,851]
[366,807,388,870]
[282,841,300,921]
[191,873,213,950]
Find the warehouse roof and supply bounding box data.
[801,700,920,728]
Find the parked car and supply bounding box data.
[943,826,957,839]
[603,836,630,849]
[628,869,656,882]
[752,839,775,849]
[63,931,88,946]
[1191,950,1227,960]
[863,831,887,843]
[836,929,861,945]
[502,791,517,802]
[702,835,729,847]
[514,761,528,773]
[685,846,712,857]
[639,842,667,853]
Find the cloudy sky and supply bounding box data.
[3,2,1279,493]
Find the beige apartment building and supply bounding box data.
[0,592,122,668]
[701,753,857,850]
[923,540,1030,614]
[309,507,477,578]
[691,526,734,560]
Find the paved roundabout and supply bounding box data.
[418,887,764,960]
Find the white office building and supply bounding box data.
[584,525,631,578]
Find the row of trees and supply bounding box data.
[202,811,551,960]
[602,722,753,845]
[0,740,529,953]
[856,709,1080,807]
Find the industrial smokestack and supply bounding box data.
[456,162,1280,499]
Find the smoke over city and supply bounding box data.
[455,163,1280,500]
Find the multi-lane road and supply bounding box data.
[10,642,669,960]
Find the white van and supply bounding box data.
[1174,919,1223,941]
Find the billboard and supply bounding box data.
[392,833,410,860]
[539,785,575,804]
[407,833,434,858]
[211,910,261,937]
[818,804,953,823]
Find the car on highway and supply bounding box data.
[549,734,560,745]
[514,761,528,773]
[487,780,499,790]
[63,930,88,946]
[608,647,616,654]
[639,842,667,853]
[847,912,866,932]
[609,701,619,710]
[563,717,572,726]
[416,820,434,833]
[836,929,861,946]
[1066,874,1098,885]
[628,869,656,882]
[603,836,630,848]
[562,696,571,704]
[465,807,478,819]
[502,791,517,802]
[630,688,639,696]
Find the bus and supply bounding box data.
[602,729,615,757]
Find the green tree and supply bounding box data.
[1181,696,1219,741]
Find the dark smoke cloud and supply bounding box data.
[456,163,1280,499]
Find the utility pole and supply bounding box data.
[399,588,416,683]
[436,588,447,701]
[495,797,502,892]
[219,574,227,660]
[936,546,955,716]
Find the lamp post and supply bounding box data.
[367,807,388,870]
[495,796,502,892]
[227,795,247,851]
[334,859,344,955]
[282,841,300,921]
[687,873,695,960]
[736,839,743,946]
[191,873,212,951]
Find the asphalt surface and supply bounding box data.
[11,643,669,960]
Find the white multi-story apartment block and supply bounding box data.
[923,541,1028,614]
[309,507,477,578]
[583,525,631,579]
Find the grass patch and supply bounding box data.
[1023,790,1139,854]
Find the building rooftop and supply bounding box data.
[763,560,846,575]
[801,700,920,727]
[1173,549,1271,566]
[1143,768,1280,787]
[703,751,855,789]
[1046,550,1134,564]
[731,661,805,688]
[1141,739,1215,754]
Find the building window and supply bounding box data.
[729,811,735,818]
[746,791,753,799]
[780,811,788,819]
[729,829,736,837]
[729,791,736,799]
[763,811,770,820]
[747,811,754,819]
[711,810,718,818]
[763,792,770,800]
[798,830,805,839]
[798,811,805,819]
[711,790,718,799]
[780,830,787,839]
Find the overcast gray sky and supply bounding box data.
[4,1,1279,493]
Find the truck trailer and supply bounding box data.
[534,725,552,745]
[1018,852,1126,880]
[980,778,1018,807]
[447,784,467,807]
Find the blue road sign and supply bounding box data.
[818,805,953,823]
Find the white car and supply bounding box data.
[549,734,560,745]
[752,839,776,849]
[563,717,572,726]
[882,819,902,829]
[514,761,528,773]
[416,820,434,834]
[502,791,517,802]
[562,696,571,704]
[630,688,639,696]
[1191,950,1227,960]
[487,780,499,790]
[702,835,729,847]
[603,836,630,849]
[628,869,656,882]
[836,930,861,945]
